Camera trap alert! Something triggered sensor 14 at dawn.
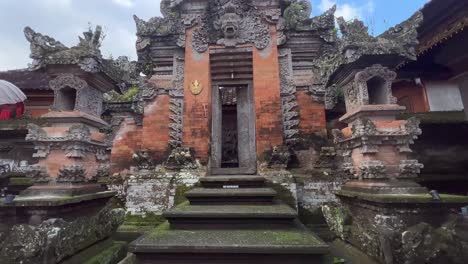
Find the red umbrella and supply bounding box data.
[0,80,27,120]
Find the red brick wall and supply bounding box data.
[142,94,172,161]
[296,90,327,136]
[252,25,284,155]
[110,116,142,173]
[182,28,212,162]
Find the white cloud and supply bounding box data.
[112,0,135,8]
[318,0,375,21]
[0,0,162,71]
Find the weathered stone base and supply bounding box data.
[134,253,326,264]
[333,190,468,264]
[123,168,201,216]
[0,194,124,264]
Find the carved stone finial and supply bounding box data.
[165,147,197,170]
[56,165,86,183]
[132,149,155,170]
[24,27,68,59]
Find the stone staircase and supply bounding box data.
[129,175,329,264]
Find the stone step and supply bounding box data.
[185,187,277,205]
[163,203,297,229]
[129,222,329,264]
[199,175,265,188]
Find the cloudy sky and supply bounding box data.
[0,0,428,71]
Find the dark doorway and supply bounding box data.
[211,83,256,175]
[221,87,239,167]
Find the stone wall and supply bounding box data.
[141,94,172,161]
[296,90,327,136]
[110,116,142,174]
[124,168,202,216]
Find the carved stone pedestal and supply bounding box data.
[334,190,468,264]
[0,191,124,264]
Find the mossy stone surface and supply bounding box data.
[131,221,328,254]
[164,202,297,218]
[337,190,468,204]
[8,177,33,187]
[61,239,127,264]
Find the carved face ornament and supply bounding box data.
[221,13,240,39]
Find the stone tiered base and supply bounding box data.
[130,175,329,264]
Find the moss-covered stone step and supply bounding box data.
[129,222,329,264]
[185,187,277,205]
[61,239,127,264]
[163,202,297,229]
[199,175,265,188]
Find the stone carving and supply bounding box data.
[0,204,124,264]
[26,124,47,141]
[27,123,108,161]
[324,85,338,110]
[353,64,397,108]
[95,148,109,162]
[93,164,110,183]
[24,26,128,85]
[268,146,291,169]
[24,26,68,69]
[314,147,337,168]
[49,74,105,116]
[190,0,271,53]
[283,0,312,29]
[399,160,424,178]
[165,147,196,170]
[402,117,422,138]
[56,165,86,183]
[322,203,352,240]
[332,129,345,144]
[0,163,10,175]
[351,118,377,138]
[278,49,300,146]
[169,98,183,148]
[67,124,91,141]
[132,150,155,170]
[359,160,386,179]
[319,12,422,107]
[62,142,88,159]
[281,95,300,145]
[400,217,468,264]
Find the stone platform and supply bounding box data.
[0,191,125,264]
[130,175,329,264]
[334,189,468,263]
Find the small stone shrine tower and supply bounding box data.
[321,14,468,264]
[332,63,425,194]
[22,26,126,195]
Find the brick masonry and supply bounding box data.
[296,90,327,136]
